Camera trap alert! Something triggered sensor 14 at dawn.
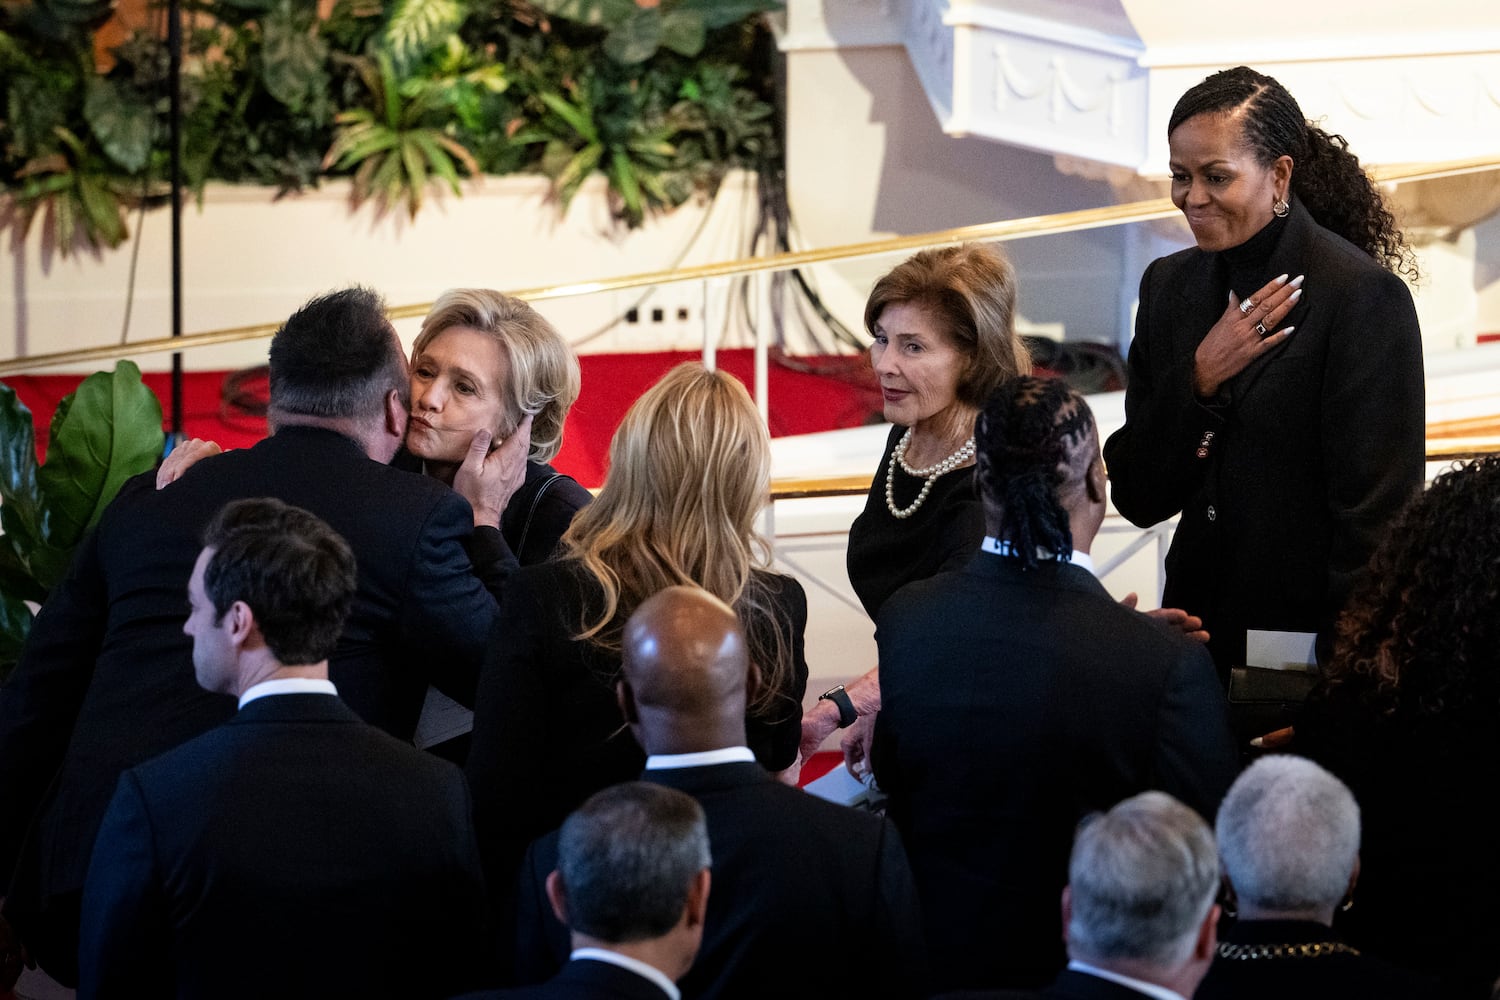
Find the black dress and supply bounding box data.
[1102,200,1425,675]
[846,425,986,619]
[465,559,810,897]
[1196,917,1439,999]
[391,449,592,572]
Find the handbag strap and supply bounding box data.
[515,472,565,558]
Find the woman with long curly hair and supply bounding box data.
[464,362,808,897]
[1295,455,1500,998]
[1103,65,1426,679]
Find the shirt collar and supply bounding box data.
[980,536,1096,577]
[570,949,680,999]
[646,746,756,770]
[239,677,338,710]
[1067,960,1187,1000]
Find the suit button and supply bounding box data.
[1206,505,1217,522]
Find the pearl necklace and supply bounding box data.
[885,427,975,519]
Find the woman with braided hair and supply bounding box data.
[1103,65,1426,679]
[1295,454,1500,998]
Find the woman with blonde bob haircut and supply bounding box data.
[465,362,809,891]
[403,287,592,566]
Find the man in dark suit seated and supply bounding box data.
[512,584,930,998]
[939,791,1221,1000]
[0,286,520,987]
[460,781,711,1000]
[870,375,1239,992]
[78,497,493,999]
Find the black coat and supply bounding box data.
[871,552,1239,992]
[511,761,930,999]
[1102,201,1425,673]
[0,427,503,982]
[78,694,493,1000]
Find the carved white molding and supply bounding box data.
[778,0,902,52]
[993,47,1129,134]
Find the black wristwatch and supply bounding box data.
[819,684,858,729]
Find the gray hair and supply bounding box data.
[1215,754,1360,911]
[1067,791,1219,967]
[556,782,711,943]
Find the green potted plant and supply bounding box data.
[0,361,165,680]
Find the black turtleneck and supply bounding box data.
[1220,207,1291,304]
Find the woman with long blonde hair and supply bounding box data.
[465,362,808,891]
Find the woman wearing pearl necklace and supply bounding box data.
[799,243,1030,776]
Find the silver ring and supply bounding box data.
[1254,321,1269,337]
[1239,297,1256,315]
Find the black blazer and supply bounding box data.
[511,761,930,999]
[77,693,493,1000]
[871,552,1239,992]
[464,561,808,900]
[0,427,502,980]
[456,958,673,1000]
[1102,200,1425,673]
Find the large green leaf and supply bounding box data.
[83,77,154,173]
[36,361,164,560]
[658,9,707,59]
[261,4,329,112]
[603,10,663,65]
[0,383,44,560]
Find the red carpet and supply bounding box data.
[5,350,883,489]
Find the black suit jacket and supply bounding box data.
[511,761,930,998]
[465,562,808,899]
[77,693,493,1000]
[0,427,502,981]
[870,552,1238,992]
[456,957,673,1000]
[1102,200,1425,673]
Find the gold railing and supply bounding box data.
[3,154,1498,378]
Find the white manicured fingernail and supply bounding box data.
[1288,288,1302,303]
[1274,273,1289,284]
[1289,274,1305,288]
[1282,326,1296,336]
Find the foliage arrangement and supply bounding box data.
[0,361,165,680]
[0,0,781,254]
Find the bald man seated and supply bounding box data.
[510,585,929,998]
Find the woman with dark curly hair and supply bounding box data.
[1103,65,1426,678]
[1295,454,1500,999]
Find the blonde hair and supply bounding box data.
[414,289,581,463]
[561,363,791,717]
[863,242,1031,406]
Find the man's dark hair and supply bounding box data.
[202,498,358,666]
[267,286,409,421]
[556,782,710,943]
[975,375,1098,568]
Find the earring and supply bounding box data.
[1339,895,1354,913]
[1273,197,1290,218]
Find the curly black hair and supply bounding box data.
[1169,66,1418,280]
[1319,454,1500,722]
[974,376,1096,569]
